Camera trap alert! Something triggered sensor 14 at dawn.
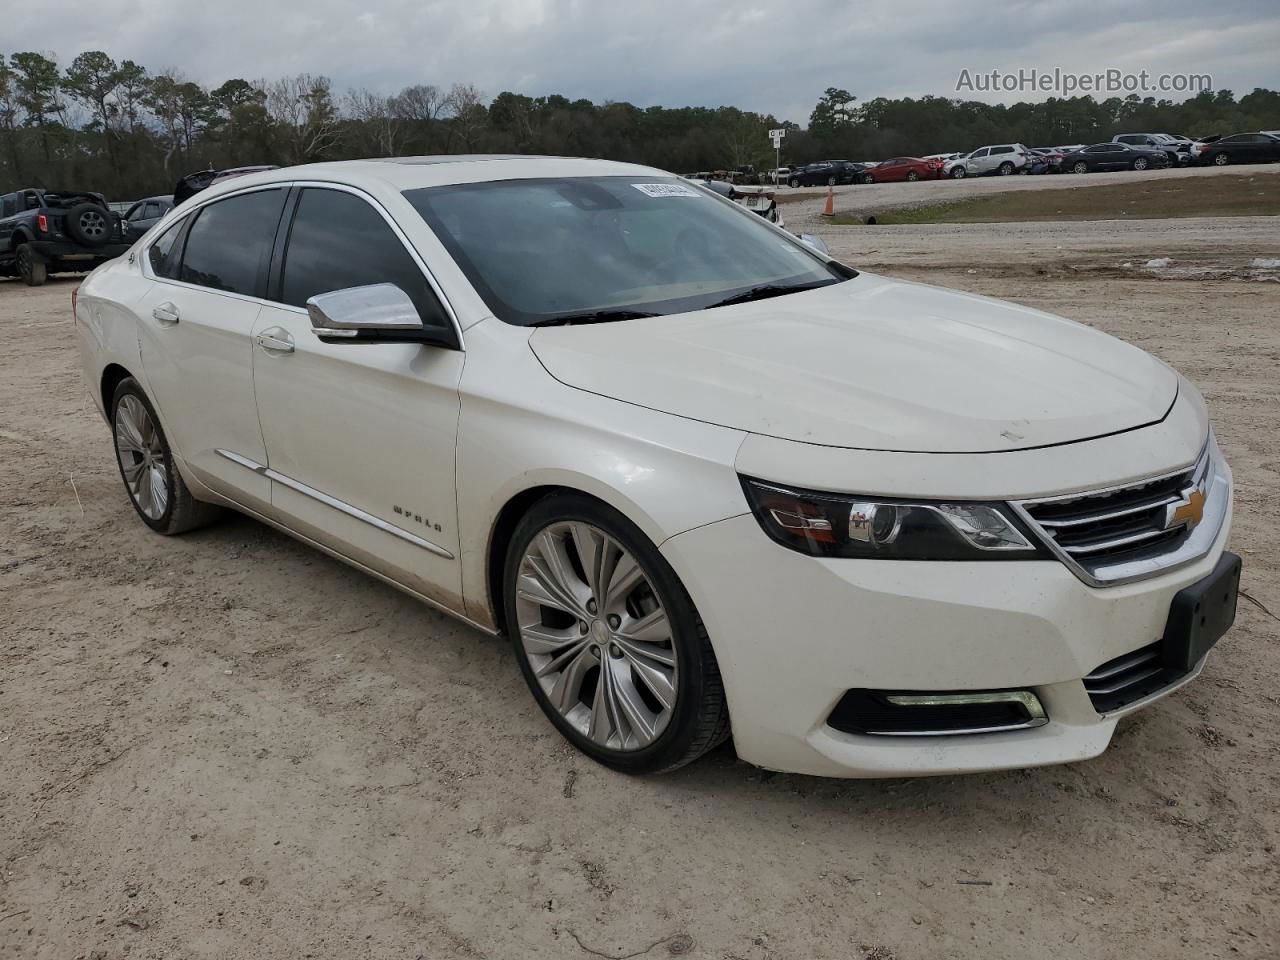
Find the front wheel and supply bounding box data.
[110,378,222,534]
[1133,157,1149,171]
[16,246,47,286]
[789,178,801,189]
[504,493,730,774]
[950,166,967,179]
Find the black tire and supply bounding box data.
[950,165,967,179]
[905,170,919,182]
[16,245,47,286]
[64,202,115,247]
[1072,161,1089,174]
[1133,157,1149,171]
[826,175,837,186]
[110,377,222,535]
[503,493,731,774]
[789,178,801,189]
[997,161,1014,176]
[1212,153,1229,166]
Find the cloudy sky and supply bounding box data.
[10,0,1280,123]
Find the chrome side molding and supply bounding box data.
[216,449,454,559]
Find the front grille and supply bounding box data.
[1015,443,1217,585]
[1083,641,1186,713]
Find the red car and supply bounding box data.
[862,157,942,183]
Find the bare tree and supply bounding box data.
[443,83,486,153]
[346,88,400,157]
[391,83,445,153]
[266,73,340,163]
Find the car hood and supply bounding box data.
[528,273,1177,453]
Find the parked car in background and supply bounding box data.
[943,144,1030,179]
[108,201,133,216]
[787,161,865,187]
[0,187,130,286]
[729,185,784,227]
[122,195,175,241]
[770,167,791,185]
[1111,134,1185,167]
[1191,132,1280,166]
[173,165,279,205]
[862,157,941,183]
[688,176,735,199]
[922,152,962,165]
[1027,148,1065,174]
[75,156,1237,778]
[1061,142,1170,173]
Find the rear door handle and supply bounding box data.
[255,327,295,354]
[152,302,180,325]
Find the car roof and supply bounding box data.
[189,155,671,202]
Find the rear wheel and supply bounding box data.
[16,246,47,286]
[1072,161,1089,174]
[1212,153,1229,166]
[1133,156,1149,171]
[110,378,222,534]
[504,493,730,774]
[905,170,919,181]
[950,166,966,179]
[997,161,1014,175]
[827,175,837,186]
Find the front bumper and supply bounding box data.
[661,495,1233,778]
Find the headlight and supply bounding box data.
[741,478,1047,560]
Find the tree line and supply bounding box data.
[2,51,1278,200]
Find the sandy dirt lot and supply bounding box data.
[2,202,1279,959]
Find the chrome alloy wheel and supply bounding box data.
[114,395,169,520]
[515,522,678,750]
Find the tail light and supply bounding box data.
[37,213,48,233]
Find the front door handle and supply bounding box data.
[255,327,295,354]
[152,302,180,325]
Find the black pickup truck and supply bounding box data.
[0,188,131,286]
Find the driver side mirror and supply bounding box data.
[306,283,457,348]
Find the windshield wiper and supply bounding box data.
[704,280,838,310]
[528,309,660,327]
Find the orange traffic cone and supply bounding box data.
[822,184,835,217]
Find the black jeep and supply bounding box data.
[0,188,131,286]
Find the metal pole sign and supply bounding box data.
[769,129,785,181]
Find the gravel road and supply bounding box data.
[2,209,1278,959]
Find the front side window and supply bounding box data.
[279,188,446,325]
[148,217,186,279]
[970,149,989,158]
[179,189,285,297]
[406,176,849,326]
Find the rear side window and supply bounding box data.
[279,188,446,324]
[180,189,285,297]
[990,146,1013,155]
[148,218,186,279]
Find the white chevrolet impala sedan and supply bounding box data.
[74,156,1240,777]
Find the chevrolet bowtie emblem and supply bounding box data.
[1166,487,1206,531]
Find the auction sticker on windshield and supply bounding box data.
[632,183,701,198]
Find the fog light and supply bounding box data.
[827,689,1048,736]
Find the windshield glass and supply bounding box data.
[405,176,850,326]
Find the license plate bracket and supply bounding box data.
[1161,552,1241,673]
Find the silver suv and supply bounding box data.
[944,144,1030,179]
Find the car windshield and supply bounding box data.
[405,176,850,326]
